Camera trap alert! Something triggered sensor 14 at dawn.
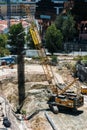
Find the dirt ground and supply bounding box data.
[0,57,87,130]
[25,58,87,130]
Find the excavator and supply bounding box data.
[48,78,84,113]
[21,4,84,114]
[29,26,84,113]
[30,28,84,113]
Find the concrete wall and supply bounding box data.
[25,49,46,57]
[25,49,38,57]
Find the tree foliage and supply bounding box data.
[45,24,63,54]
[55,13,76,42]
[55,15,64,31]
[0,34,10,56]
[0,34,7,47]
[8,22,25,47]
[62,14,76,41]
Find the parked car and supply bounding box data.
[0,56,15,65]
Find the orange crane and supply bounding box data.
[30,27,84,114]
[22,4,84,114]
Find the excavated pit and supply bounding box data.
[0,61,87,130]
[0,72,50,113]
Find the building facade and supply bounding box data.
[0,0,68,18]
[0,0,36,2]
[0,2,36,17]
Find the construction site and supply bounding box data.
[0,54,87,130]
[0,1,87,130]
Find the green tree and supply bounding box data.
[62,14,76,41]
[45,24,63,54]
[8,23,25,47]
[0,34,7,47]
[0,34,10,56]
[55,13,76,42]
[8,23,25,112]
[55,15,64,31]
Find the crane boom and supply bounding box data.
[59,78,78,95]
[22,4,84,114]
[30,26,56,85]
[21,4,55,84]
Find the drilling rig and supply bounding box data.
[21,4,84,114]
[30,26,84,114]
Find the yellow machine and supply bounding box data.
[48,80,84,113]
[22,4,84,114]
[29,26,84,113]
[81,85,87,95]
